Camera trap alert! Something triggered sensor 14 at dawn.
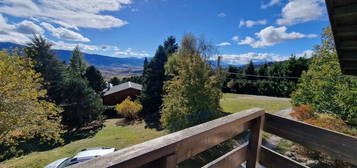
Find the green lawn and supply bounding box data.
[0,120,167,168]
[221,93,291,113]
[0,93,291,168]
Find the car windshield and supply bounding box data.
[58,156,95,168]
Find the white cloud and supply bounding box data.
[221,52,286,65]
[114,48,149,58]
[238,26,317,48]
[238,36,256,45]
[41,22,90,42]
[261,0,280,9]
[0,0,131,29]
[220,49,313,65]
[217,12,226,17]
[277,0,325,26]
[0,14,43,44]
[51,40,120,53]
[232,36,239,41]
[296,49,314,58]
[217,42,231,47]
[239,19,267,28]
[15,20,44,34]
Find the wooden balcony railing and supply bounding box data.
[71,108,357,168]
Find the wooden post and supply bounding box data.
[139,153,177,168]
[158,153,177,168]
[246,115,264,168]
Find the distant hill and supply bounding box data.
[0,42,146,69]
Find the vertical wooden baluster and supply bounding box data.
[246,115,265,168]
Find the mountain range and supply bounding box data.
[0,42,146,69]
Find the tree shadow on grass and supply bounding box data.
[61,120,104,144]
[0,120,104,162]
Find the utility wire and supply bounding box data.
[224,72,300,79]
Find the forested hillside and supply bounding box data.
[223,57,310,97]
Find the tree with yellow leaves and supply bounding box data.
[115,97,142,120]
[0,51,63,160]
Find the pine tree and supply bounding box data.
[140,36,178,127]
[62,46,105,127]
[62,76,105,127]
[143,57,148,72]
[110,77,120,86]
[245,60,256,78]
[85,66,106,93]
[142,57,148,80]
[258,63,268,77]
[69,46,87,77]
[164,36,178,55]
[25,35,65,104]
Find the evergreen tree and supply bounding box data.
[61,47,105,127]
[62,76,105,127]
[143,57,148,73]
[140,36,178,127]
[142,57,148,81]
[110,77,120,85]
[245,60,256,80]
[258,63,268,77]
[163,36,178,55]
[69,46,87,77]
[25,35,65,104]
[85,66,106,93]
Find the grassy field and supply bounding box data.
[0,120,167,168]
[0,93,291,168]
[221,93,291,113]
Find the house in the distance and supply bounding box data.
[102,81,142,106]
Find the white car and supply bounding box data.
[44,147,116,168]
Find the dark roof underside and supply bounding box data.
[325,0,357,75]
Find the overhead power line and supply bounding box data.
[225,72,300,79]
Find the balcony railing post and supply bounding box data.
[158,153,177,168]
[138,153,177,168]
[246,115,265,168]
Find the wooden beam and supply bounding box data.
[334,3,357,18]
[260,146,308,168]
[246,116,265,168]
[202,143,248,168]
[343,69,357,75]
[337,25,357,33]
[334,0,357,7]
[70,108,265,168]
[264,113,357,165]
[340,61,357,70]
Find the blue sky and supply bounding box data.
[0,0,328,65]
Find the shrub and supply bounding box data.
[115,97,142,120]
[291,105,356,168]
[290,105,316,121]
[291,105,352,135]
[305,114,351,135]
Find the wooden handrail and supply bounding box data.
[264,113,357,165]
[70,109,357,168]
[71,108,265,168]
